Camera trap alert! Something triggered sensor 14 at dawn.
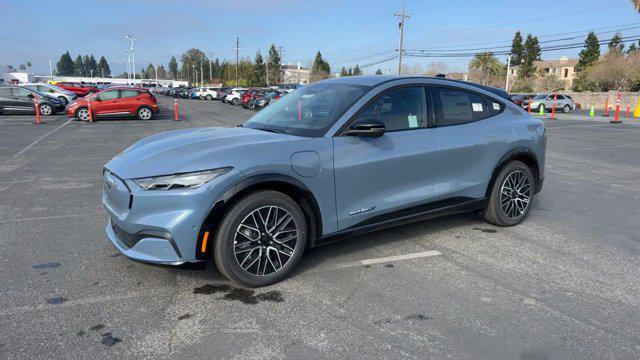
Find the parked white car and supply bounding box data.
[200,86,222,100]
[525,93,576,113]
[224,88,247,105]
[23,83,77,105]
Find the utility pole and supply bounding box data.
[207,51,214,83]
[505,53,512,92]
[235,34,240,87]
[200,59,204,86]
[395,0,409,75]
[277,46,285,83]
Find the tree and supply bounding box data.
[56,52,75,76]
[340,67,348,77]
[576,31,600,71]
[179,49,206,83]
[537,73,565,91]
[145,63,155,79]
[352,64,362,75]
[97,56,111,77]
[157,65,167,79]
[608,32,625,53]
[73,55,84,76]
[375,68,383,75]
[18,64,26,71]
[6,65,16,72]
[628,41,639,54]
[85,55,98,76]
[469,52,503,85]
[634,0,640,11]
[267,45,282,84]
[168,56,178,80]
[252,52,266,86]
[520,34,541,78]
[578,51,640,91]
[347,68,353,76]
[510,31,525,65]
[310,51,331,82]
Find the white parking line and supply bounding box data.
[360,250,442,265]
[13,118,74,158]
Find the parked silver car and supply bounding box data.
[23,83,77,106]
[526,93,575,113]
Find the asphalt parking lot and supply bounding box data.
[1,97,639,359]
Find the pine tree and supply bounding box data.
[146,63,155,79]
[576,32,600,71]
[56,52,75,76]
[608,32,625,53]
[168,56,178,80]
[510,31,525,65]
[347,68,353,76]
[252,52,266,86]
[97,56,111,77]
[627,40,639,54]
[311,51,330,74]
[375,69,383,75]
[85,55,98,76]
[267,45,281,84]
[520,34,541,78]
[340,67,348,77]
[73,55,84,76]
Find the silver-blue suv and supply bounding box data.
[103,76,546,287]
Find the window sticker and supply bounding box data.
[472,103,483,112]
[492,102,500,110]
[407,114,418,128]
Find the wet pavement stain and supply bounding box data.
[193,283,284,304]
[76,331,86,337]
[178,313,192,321]
[473,227,497,233]
[100,332,122,346]
[383,263,395,268]
[32,262,61,270]
[90,324,105,331]
[364,265,372,268]
[405,314,433,321]
[46,297,67,305]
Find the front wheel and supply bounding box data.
[214,191,307,287]
[137,106,153,120]
[232,98,240,106]
[76,107,90,121]
[206,94,213,100]
[484,160,534,226]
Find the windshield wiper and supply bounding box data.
[256,127,286,134]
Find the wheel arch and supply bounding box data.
[195,173,322,261]
[485,147,540,198]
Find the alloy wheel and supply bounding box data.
[138,107,152,120]
[500,170,531,219]
[40,104,52,116]
[77,108,89,121]
[233,205,298,276]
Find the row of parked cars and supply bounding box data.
[0,82,159,120]
[511,93,577,113]
[158,84,300,110]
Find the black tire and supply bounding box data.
[137,106,153,120]
[484,160,534,227]
[562,105,570,113]
[232,98,240,106]
[206,94,213,100]
[214,190,308,287]
[58,96,68,106]
[39,103,54,116]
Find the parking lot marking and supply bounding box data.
[359,250,442,265]
[13,118,74,158]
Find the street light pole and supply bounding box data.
[235,34,241,87]
[207,51,214,83]
[125,34,142,84]
[505,53,512,92]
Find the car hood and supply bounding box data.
[105,126,299,179]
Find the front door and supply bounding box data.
[10,87,36,113]
[333,86,439,230]
[91,89,120,116]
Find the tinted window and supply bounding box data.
[99,90,119,100]
[0,88,11,97]
[556,95,565,100]
[353,87,427,131]
[120,90,140,98]
[38,85,55,93]
[13,88,33,97]
[434,87,489,126]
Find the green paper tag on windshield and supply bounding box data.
[408,115,418,128]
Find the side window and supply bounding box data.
[353,87,427,131]
[39,85,54,93]
[13,88,33,98]
[0,88,11,97]
[556,95,565,100]
[99,90,119,100]
[486,98,505,116]
[434,87,488,126]
[120,90,140,98]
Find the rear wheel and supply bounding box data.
[137,106,153,120]
[562,105,571,113]
[58,96,68,106]
[39,103,53,116]
[214,191,307,287]
[206,94,213,100]
[484,160,534,227]
[232,98,240,106]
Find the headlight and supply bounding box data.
[134,167,232,191]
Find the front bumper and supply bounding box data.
[102,168,241,265]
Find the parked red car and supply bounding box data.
[240,89,266,107]
[55,82,99,97]
[66,86,159,121]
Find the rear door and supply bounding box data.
[0,87,16,112]
[430,86,514,200]
[119,89,143,114]
[333,86,439,230]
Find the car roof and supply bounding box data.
[320,75,512,101]
[102,86,148,91]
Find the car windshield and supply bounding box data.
[244,82,369,137]
[533,94,547,100]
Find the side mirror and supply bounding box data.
[26,93,34,99]
[345,120,385,138]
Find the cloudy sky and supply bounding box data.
[1,0,639,75]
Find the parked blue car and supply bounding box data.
[102,76,546,286]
